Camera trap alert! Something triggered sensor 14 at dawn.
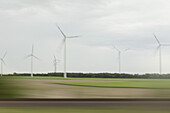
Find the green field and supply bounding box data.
[55,79,170,89]
[1,76,131,80]
[0,107,170,113]
[1,76,170,98]
[2,76,170,89]
[1,76,166,81]
[1,76,65,79]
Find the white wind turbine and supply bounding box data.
[112,45,128,73]
[0,52,7,76]
[53,55,60,73]
[25,45,40,77]
[56,25,80,78]
[154,33,170,74]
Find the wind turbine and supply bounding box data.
[112,45,128,73]
[25,45,39,77]
[53,55,60,73]
[0,52,7,76]
[56,25,80,78]
[153,33,170,74]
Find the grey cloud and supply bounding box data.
[1,0,170,74]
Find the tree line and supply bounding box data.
[5,72,170,79]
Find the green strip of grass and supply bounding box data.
[2,76,167,81]
[1,76,65,79]
[55,79,170,89]
[0,107,170,113]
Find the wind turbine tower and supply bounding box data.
[113,45,128,73]
[53,55,60,73]
[0,52,7,76]
[153,33,170,74]
[26,45,39,77]
[56,25,80,78]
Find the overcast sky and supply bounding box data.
[1,0,170,74]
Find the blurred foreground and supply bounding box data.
[1,77,170,113]
[0,106,170,113]
[1,77,170,98]
[0,98,170,113]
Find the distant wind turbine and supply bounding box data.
[112,45,128,73]
[0,52,7,76]
[153,33,170,74]
[53,55,60,73]
[25,45,40,77]
[56,25,80,78]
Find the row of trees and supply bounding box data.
[5,72,170,79]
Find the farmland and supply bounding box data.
[55,79,170,89]
[1,76,170,113]
[1,76,170,98]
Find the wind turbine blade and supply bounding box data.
[2,52,7,59]
[56,25,66,38]
[24,54,32,59]
[33,55,40,60]
[54,55,56,60]
[153,33,160,44]
[67,35,81,38]
[162,44,170,46]
[112,45,120,52]
[124,48,129,52]
[1,59,6,65]
[53,56,57,63]
[58,38,66,52]
[32,44,34,54]
[57,60,61,63]
[54,55,60,61]
[56,59,61,62]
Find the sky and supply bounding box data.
[1,0,170,74]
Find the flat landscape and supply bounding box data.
[1,76,170,113]
[1,76,170,98]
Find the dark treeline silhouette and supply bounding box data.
[4,72,170,79]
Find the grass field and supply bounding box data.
[2,76,170,89]
[0,107,170,113]
[1,76,170,98]
[1,76,129,80]
[55,79,170,89]
[2,76,168,81]
[1,76,65,79]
